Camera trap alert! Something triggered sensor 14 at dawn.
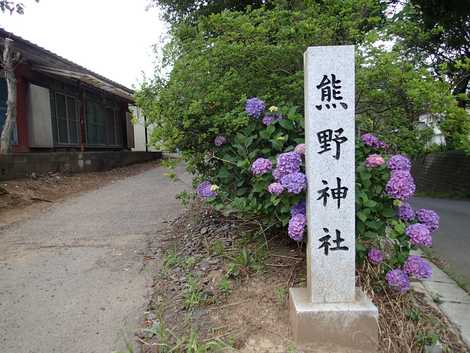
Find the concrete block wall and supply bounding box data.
[0,151,161,181]
[412,152,470,194]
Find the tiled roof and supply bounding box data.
[0,27,134,100]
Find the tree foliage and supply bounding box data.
[136,2,387,166]
[356,43,467,154]
[388,0,470,105]
[137,1,469,165]
[0,0,38,14]
[149,0,268,24]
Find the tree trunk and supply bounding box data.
[0,38,18,154]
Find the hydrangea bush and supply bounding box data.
[195,98,440,294]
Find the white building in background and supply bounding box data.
[130,106,156,152]
[417,113,446,146]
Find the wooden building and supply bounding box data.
[0,28,135,153]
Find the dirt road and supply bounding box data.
[0,163,190,353]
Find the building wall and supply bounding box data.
[9,63,134,152]
[133,120,147,152]
[130,106,157,152]
[0,151,161,181]
[412,152,470,194]
[417,113,446,146]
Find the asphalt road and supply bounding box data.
[0,164,190,353]
[411,197,470,284]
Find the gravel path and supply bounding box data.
[0,163,191,353]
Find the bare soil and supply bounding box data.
[139,202,469,353]
[0,161,160,225]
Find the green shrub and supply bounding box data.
[198,102,304,227]
[195,99,439,293]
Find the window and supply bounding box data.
[86,100,105,145]
[105,107,118,145]
[54,92,79,145]
[86,99,121,146]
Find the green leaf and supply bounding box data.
[356,242,366,253]
[366,220,382,231]
[393,222,406,234]
[365,200,378,208]
[236,159,250,168]
[279,119,294,130]
[357,211,368,223]
[382,207,395,218]
[364,231,377,239]
[217,167,230,180]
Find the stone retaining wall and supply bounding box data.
[412,152,470,194]
[0,151,162,181]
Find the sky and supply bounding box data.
[0,0,167,88]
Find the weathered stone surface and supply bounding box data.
[440,302,470,347]
[304,45,356,303]
[290,288,378,352]
[290,45,378,351]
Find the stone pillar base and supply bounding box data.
[289,287,379,352]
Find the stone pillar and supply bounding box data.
[290,45,379,352]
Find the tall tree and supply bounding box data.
[0,38,20,153]
[0,38,21,153]
[1,0,37,153]
[389,0,470,106]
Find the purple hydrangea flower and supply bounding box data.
[404,255,432,279]
[214,135,226,147]
[280,172,307,194]
[405,223,432,247]
[272,151,302,180]
[377,140,389,150]
[245,97,265,118]
[385,170,416,200]
[416,209,440,232]
[360,133,388,149]
[288,213,306,241]
[196,181,217,198]
[267,182,284,195]
[361,133,387,149]
[361,133,379,147]
[251,158,272,176]
[365,154,385,168]
[397,202,415,222]
[262,114,283,126]
[386,269,410,293]
[368,248,384,264]
[262,115,275,126]
[387,154,411,171]
[290,200,306,216]
[294,143,305,155]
